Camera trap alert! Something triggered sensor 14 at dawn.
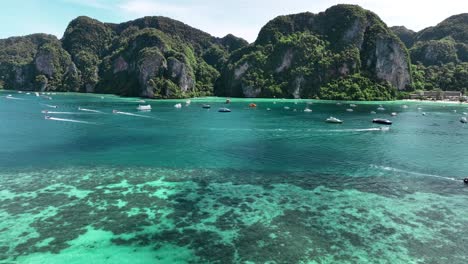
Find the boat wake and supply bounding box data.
[371,165,458,182]
[41,104,58,108]
[323,127,390,132]
[78,107,103,113]
[41,111,88,115]
[113,110,152,118]
[45,116,96,124]
[4,95,26,100]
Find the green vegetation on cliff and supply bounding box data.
[0,6,466,99]
[0,16,247,97]
[392,13,468,94]
[217,4,411,100]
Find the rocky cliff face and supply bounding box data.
[392,14,468,66]
[0,34,79,91]
[218,4,411,99]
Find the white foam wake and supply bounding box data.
[113,110,152,118]
[4,96,25,100]
[45,117,96,124]
[42,111,86,115]
[371,164,457,182]
[323,127,389,132]
[78,107,103,113]
[41,104,57,108]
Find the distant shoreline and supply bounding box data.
[2,90,467,106]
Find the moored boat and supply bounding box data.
[373,118,392,125]
[202,104,211,109]
[326,117,343,124]
[249,103,257,108]
[304,108,312,113]
[218,107,231,113]
[137,105,152,111]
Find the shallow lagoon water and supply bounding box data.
[1,91,468,263]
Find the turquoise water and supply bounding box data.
[1,90,468,263]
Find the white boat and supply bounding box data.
[346,109,353,112]
[26,92,31,95]
[284,106,290,110]
[391,112,397,116]
[137,105,152,111]
[218,107,231,113]
[137,100,146,103]
[336,102,342,106]
[402,105,408,109]
[304,108,312,113]
[463,112,467,116]
[422,112,426,116]
[326,117,343,124]
[461,117,468,124]
[35,92,40,97]
[370,111,377,114]
[266,108,271,111]
[377,107,385,111]
[350,104,357,108]
[174,103,182,108]
[185,99,191,105]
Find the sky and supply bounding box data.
[1,0,467,42]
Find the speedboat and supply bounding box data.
[218,107,231,112]
[137,105,151,111]
[422,112,426,116]
[370,111,377,114]
[266,108,271,111]
[346,109,353,112]
[41,110,48,114]
[350,104,357,108]
[326,117,343,124]
[249,103,257,108]
[202,104,211,109]
[391,112,397,116]
[377,107,385,111]
[44,115,51,120]
[174,103,182,108]
[304,108,312,112]
[461,117,467,123]
[379,127,390,131]
[35,92,40,97]
[373,118,392,125]
[112,110,119,114]
[284,106,290,110]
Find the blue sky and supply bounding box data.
[1,0,467,42]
